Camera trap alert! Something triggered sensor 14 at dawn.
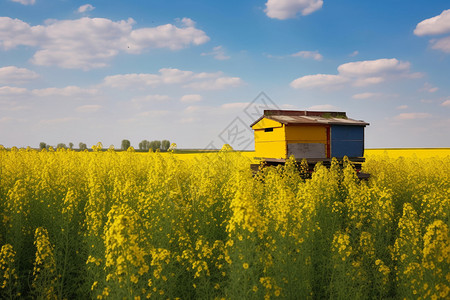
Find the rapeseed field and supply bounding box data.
[0,145,448,299]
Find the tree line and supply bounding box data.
[38,140,172,151]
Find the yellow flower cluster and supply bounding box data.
[0,147,448,298]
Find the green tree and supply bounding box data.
[121,139,131,151]
[56,143,67,149]
[69,142,74,149]
[161,140,170,151]
[39,142,47,150]
[149,140,161,151]
[139,140,151,151]
[79,142,87,150]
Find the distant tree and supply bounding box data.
[79,142,87,150]
[139,140,151,151]
[149,140,161,151]
[69,142,74,149]
[121,139,131,150]
[57,143,67,149]
[161,140,170,151]
[39,142,47,150]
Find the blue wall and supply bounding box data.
[331,126,365,158]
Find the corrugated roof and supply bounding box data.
[250,110,369,127]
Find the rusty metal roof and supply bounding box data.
[250,110,369,127]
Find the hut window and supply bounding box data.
[264,128,274,132]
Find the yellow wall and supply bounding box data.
[254,124,286,158]
[254,141,286,159]
[285,125,327,143]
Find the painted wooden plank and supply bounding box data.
[287,143,326,159]
[254,126,286,142]
[331,125,364,140]
[331,140,364,158]
[251,118,283,130]
[255,141,287,159]
[285,125,327,142]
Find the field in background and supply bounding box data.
[161,148,450,161]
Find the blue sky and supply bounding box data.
[1,0,449,149]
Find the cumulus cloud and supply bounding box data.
[352,92,380,99]
[291,74,349,89]
[0,86,28,95]
[76,104,101,113]
[0,16,209,69]
[441,99,450,107]
[265,0,323,20]
[0,66,39,85]
[132,94,170,103]
[180,94,202,102]
[291,50,323,61]
[78,4,95,13]
[419,82,438,93]
[397,105,408,109]
[291,58,418,89]
[10,0,35,5]
[414,9,450,36]
[32,86,98,97]
[414,10,450,53]
[394,113,431,120]
[201,45,230,60]
[104,68,243,91]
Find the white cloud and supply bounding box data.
[441,99,450,107]
[397,105,408,110]
[349,50,359,57]
[394,113,432,120]
[76,104,101,113]
[180,94,202,103]
[0,16,209,70]
[78,4,95,13]
[352,92,379,99]
[419,82,439,93]
[430,36,450,53]
[132,94,170,104]
[414,9,450,36]
[0,66,39,85]
[0,86,28,95]
[201,45,230,60]
[291,50,323,61]
[137,110,170,117]
[185,77,243,90]
[0,117,13,123]
[414,10,450,54]
[265,0,323,20]
[10,0,35,5]
[337,59,410,76]
[308,104,340,110]
[104,68,243,91]
[32,86,98,97]
[290,74,349,89]
[291,58,417,89]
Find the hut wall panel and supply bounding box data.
[331,125,365,158]
[254,127,285,142]
[285,125,327,143]
[251,118,283,130]
[255,141,287,159]
[287,143,326,159]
